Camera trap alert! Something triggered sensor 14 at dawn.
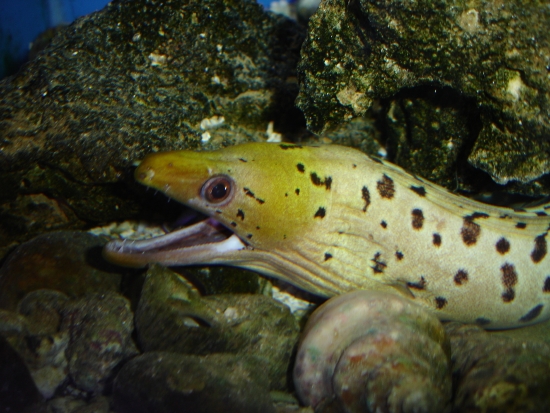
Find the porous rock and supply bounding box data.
[0,335,43,412]
[61,291,138,394]
[113,352,276,413]
[299,0,550,189]
[135,264,299,390]
[0,0,305,259]
[446,322,550,412]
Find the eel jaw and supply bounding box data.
[102,218,247,268]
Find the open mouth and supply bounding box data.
[102,217,248,268]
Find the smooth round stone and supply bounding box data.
[0,231,123,311]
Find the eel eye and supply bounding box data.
[201,175,234,205]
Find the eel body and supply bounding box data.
[104,143,550,329]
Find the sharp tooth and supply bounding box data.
[213,234,246,253]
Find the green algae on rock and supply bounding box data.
[298,0,550,188]
[177,265,266,295]
[0,0,305,259]
[446,321,550,412]
[17,289,69,336]
[384,90,476,188]
[61,292,138,395]
[0,289,137,400]
[113,352,276,413]
[134,264,300,390]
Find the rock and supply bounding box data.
[13,330,69,399]
[175,265,265,295]
[1,289,136,400]
[61,292,138,395]
[384,91,474,188]
[0,309,30,336]
[17,289,69,335]
[47,396,111,413]
[0,231,122,310]
[113,352,276,413]
[446,322,550,412]
[1,291,70,399]
[298,0,550,190]
[0,335,43,413]
[0,0,305,259]
[135,264,299,389]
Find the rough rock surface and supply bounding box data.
[1,289,137,401]
[0,335,44,413]
[11,290,71,399]
[1,0,550,409]
[0,0,305,259]
[135,264,299,390]
[113,352,276,413]
[384,90,477,188]
[298,0,550,189]
[2,231,550,412]
[446,321,550,412]
[61,292,138,395]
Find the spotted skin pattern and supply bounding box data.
[107,143,550,329]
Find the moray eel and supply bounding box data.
[104,143,550,329]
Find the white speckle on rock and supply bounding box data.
[336,85,369,116]
[200,116,225,130]
[223,306,239,322]
[148,53,167,66]
[266,121,282,142]
[507,74,524,101]
[271,284,315,315]
[458,9,480,33]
